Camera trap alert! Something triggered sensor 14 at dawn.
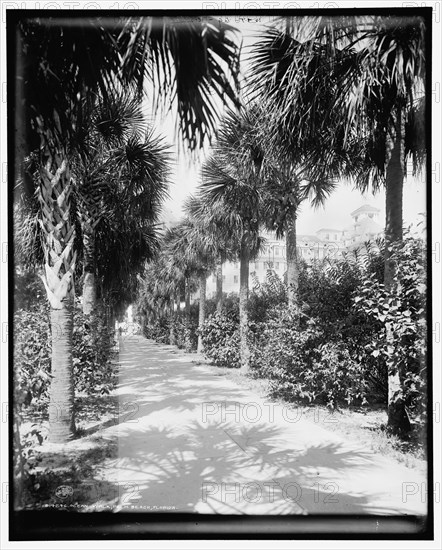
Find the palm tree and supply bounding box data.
[199,108,266,373]
[250,15,427,433]
[161,222,209,353]
[74,92,170,315]
[182,196,240,353]
[262,158,336,310]
[14,15,240,442]
[14,15,133,441]
[136,256,177,338]
[185,196,239,314]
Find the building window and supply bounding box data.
[255,262,259,270]
[233,275,238,284]
[334,234,338,240]
[326,234,330,240]
[275,248,279,256]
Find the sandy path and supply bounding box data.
[94,334,427,516]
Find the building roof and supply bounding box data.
[350,204,380,217]
[297,235,324,244]
[316,228,342,233]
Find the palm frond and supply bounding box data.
[93,92,145,145]
[119,17,241,150]
[248,15,427,189]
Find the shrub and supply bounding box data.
[353,235,427,425]
[253,307,370,409]
[298,253,367,335]
[173,316,198,352]
[14,303,117,415]
[73,308,116,396]
[14,303,52,415]
[248,270,287,324]
[143,316,170,343]
[142,302,201,352]
[200,307,241,368]
[14,271,47,311]
[296,243,388,401]
[13,299,117,508]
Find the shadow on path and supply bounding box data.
[96,335,427,516]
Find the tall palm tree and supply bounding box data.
[136,257,176,336]
[166,217,213,354]
[181,196,239,353]
[74,93,170,315]
[13,14,240,442]
[14,16,132,441]
[199,108,266,373]
[94,196,162,327]
[185,196,239,314]
[161,222,209,352]
[262,160,336,309]
[250,15,426,258]
[250,15,427,433]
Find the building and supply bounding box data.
[205,204,383,299]
[343,205,382,250]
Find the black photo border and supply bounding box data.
[6,5,434,541]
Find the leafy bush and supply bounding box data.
[73,308,116,396]
[14,300,117,508]
[14,303,117,415]
[353,235,427,425]
[14,271,47,311]
[248,270,287,324]
[177,304,200,351]
[200,306,241,368]
[253,307,369,408]
[295,243,388,400]
[14,303,52,414]
[143,317,170,343]
[144,313,198,352]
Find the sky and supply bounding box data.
[150,16,427,237]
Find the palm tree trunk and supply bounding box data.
[197,272,207,353]
[385,104,410,435]
[37,153,77,443]
[82,226,96,315]
[185,277,192,352]
[78,176,103,315]
[286,213,299,311]
[49,306,75,442]
[176,290,181,315]
[216,257,223,312]
[185,278,191,319]
[239,236,251,373]
[169,299,176,346]
[384,111,404,288]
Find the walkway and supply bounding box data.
[94,334,427,515]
